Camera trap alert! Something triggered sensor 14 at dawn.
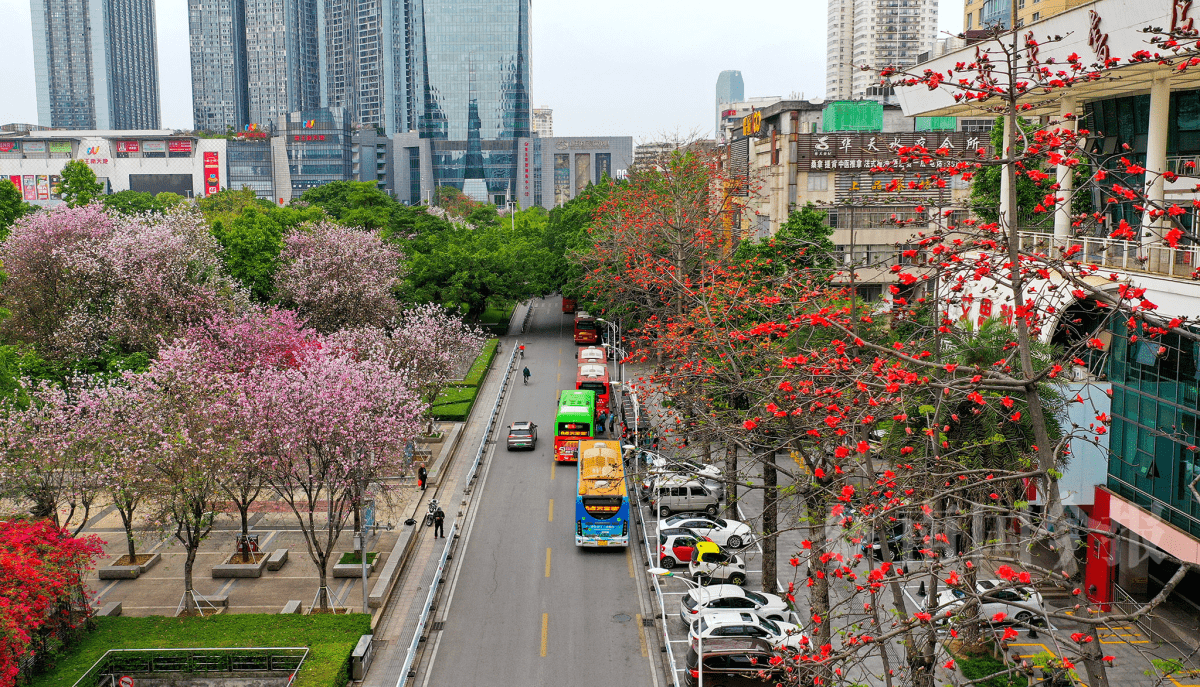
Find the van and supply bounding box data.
[651,476,720,517]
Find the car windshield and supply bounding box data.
[683,594,698,609]
[698,617,709,635]
[759,616,781,634]
[711,517,727,527]
[744,590,767,605]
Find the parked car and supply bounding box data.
[639,452,722,495]
[651,476,720,517]
[937,580,1046,624]
[506,421,537,450]
[658,514,751,549]
[683,637,781,687]
[688,610,807,650]
[679,585,790,625]
[658,530,710,569]
[689,541,746,585]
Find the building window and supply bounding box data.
[1031,11,1039,20]
[807,173,829,191]
[966,13,973,28]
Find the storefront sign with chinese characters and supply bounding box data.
[799,132,987,170]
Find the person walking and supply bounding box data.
[433,506,445,538]
[417,464,427,491]
[597,411,607,436]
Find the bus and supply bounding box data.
[554,390,596,462]
[576,362,612,415]
[562,297,577,314]
[575,440,630,547]
[576,346,606,364]
[574,311,598,345]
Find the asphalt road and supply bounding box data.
[422,298,654,686]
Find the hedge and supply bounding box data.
[430,338,499,421]
[26,615,370,687]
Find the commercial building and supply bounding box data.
[516,136,632,210]
[722,98,974,299]
[31,0,161,130]
[533,108,554,138]
[715,71,745,142]
[0,130,223,202]
[965,0,1086,30]
[896,0,1200,609]
[825,0,939,102]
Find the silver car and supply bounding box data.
[506,421,537,451]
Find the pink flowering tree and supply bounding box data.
[274,223,405,333]
[0,380,101,535]
[0,205,246,362]
[328,304,486,433]
[241,347,424,611]
[180,307,323,541]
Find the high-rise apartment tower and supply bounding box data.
[715,70,744,141]
[826,0,938,101]
[31,0,161,129]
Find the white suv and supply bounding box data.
[688,610,807,650]
[689,541,747,586]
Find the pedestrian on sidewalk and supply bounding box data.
[597,411,607,436]
[417,464,427,491]
[433,506,445,538]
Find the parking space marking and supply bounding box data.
[1163,668,1200,687]
[548,499,554,522]
[545,547,552,577]
[1009,644,1087,687]
[627,546,635,578]
[541,613,549,657]
[636,613,649,657]
[1098,625,1148,643]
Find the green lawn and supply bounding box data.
[431,338,499,421]
[29,615,370,687]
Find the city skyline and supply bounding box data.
[1,0,964,138]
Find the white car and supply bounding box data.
[658,514,751,549]
[679,585,790,625]
[639,451,723,494]
[689,541,747,585]
[937,580,1046,624]
[688,610,807,650]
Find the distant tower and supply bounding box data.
[532,107,553,137]
[31,0,161,129]
[826,0,938,101]
[715,70,744,142]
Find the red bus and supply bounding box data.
[577,346,606,365]
[574,311,598,345]
[562,297,577,313]
[576,363,611,415]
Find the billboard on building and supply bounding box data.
[143,141,166,153]
[0,141,20,153]
[129,174,192,197]
[35,175,49,200]
[168,140,193,153]
[117,140,140,153]
[23,142,46,154]
[203,152,221,196]
[7,175,20,193]
[574,153,590,196]
[21,175,35,200]
[553,154,570,206]
[49,141,71,153]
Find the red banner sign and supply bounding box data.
[203,151,220,196]
[116,140,140,152]
[168,140,192,152]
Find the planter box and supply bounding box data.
[98,552,161,580]
[333,552,379,578]
[212,551,269,578]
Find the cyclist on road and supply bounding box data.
[523,366,531,385]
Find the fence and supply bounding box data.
[394,340,518,687]
[71,648,309,687]
[1018,231,1200,279]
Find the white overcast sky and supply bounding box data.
[0,0,964,139]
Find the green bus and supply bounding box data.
[554,390,595,462]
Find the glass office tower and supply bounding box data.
[414,0,531,201]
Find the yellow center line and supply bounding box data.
[550,462,556,480]
[540,613,549,657]
[548,499,554,522]
[626,545,635,578]
[545,547,552,577]
[557,372,561,383]
[636,614,649,657]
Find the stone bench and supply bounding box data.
[97,601,122,617]
[281,600,302,614]
[200,593,229,608]
[267,548,289,571]
[97,566,140,580]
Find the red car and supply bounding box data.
[658,529,710,569]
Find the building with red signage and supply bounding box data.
[0,129,224,203]
[896,0,1200,612]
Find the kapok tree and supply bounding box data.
[242,345,424,611]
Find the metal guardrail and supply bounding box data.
[633,471,682,685]
[1018,231,1200,279]
[71,647,309,687]
[394,341,518,687]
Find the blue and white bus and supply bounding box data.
[575,440,630,547]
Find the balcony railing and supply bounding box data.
[1018,231,1199,280]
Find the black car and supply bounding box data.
[684,637,781,686]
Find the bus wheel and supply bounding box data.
[660,556,676,569]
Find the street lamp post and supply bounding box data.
[648,567,704,687]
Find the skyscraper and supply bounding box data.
[826,0,938,101]
[189,0,249,132]
[244,0,319,126]
[532,107,553,137]
[715,70,744,141]
[31,0,161,129]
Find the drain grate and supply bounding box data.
[431,621,444,631]
[642,618,655,627]
[613,613,632,623]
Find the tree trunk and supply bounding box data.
[183,544,197,614]
[317,556,331,612]
[1079,626,1112,687]
[725,443,738,518]
[239,503,251,539]
[762,450,778,592]
[117,503,138,561]
[804,487,833,684]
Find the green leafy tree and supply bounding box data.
[156,192,188,209]
[733,202,836,274]
[101,190,165,216]
[0,179,34,241]
[197,187,273,229]
[55,160,104,208]
[298,180,398,230]
[209,204,326,302]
